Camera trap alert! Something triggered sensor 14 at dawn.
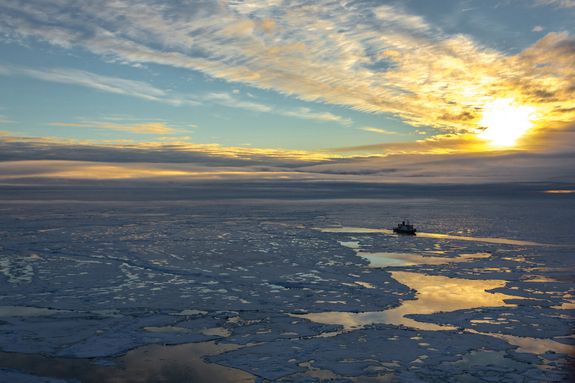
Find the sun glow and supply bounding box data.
[478,99,537,147]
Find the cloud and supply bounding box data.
[0,63,351,125]
[49,120,177,135]
[1,0,574,147]
[205,92,273,113]
[333,134,490,155]
[1,0,572,137]
[532,25,545,32]
[300,150,575,184]
[373,4,431,32]
[278,107,352,126]
[0,64,182,104]
[535,0,575,8]
[0,160,320,181]
[360,127,397,135]
[202,93,352,124]
[0,136,335,166]
[0,115,14,124]
[1,131,574,185]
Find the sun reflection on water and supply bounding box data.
[302,271,517,331]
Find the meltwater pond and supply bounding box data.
[302,271,518,331]
[0,341,255,383]
[357,251,492,267]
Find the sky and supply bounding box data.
[0,0,574,185]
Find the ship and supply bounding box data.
[393,220,416,235]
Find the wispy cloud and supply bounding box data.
[535,0,575,8]
[49,120,177,135]
[205,92,273,113]
[0,64,182,104]
[0,115,14,124]
[278,107,352,126]
[0,63,351,125]
[360,127,397,135]
[202,92,352,124]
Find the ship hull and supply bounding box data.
[393,228,416,235]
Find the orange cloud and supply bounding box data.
[334,134,490,155]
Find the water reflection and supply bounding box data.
[302,272,518,331]
[0,306,70,317]
[336,238,491,268]
[522,274,575,283]
[144,326,194,334]
[320,227,546,246]
[466,329,575,356]
[357,251,491,268]
[552,301,575,310]
[441,350,529,372]
[0,341,255,383]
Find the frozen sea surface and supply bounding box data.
[0,195,574,382]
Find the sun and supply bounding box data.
[478,98,537,147]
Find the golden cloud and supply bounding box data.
[334,134,490,155]
[0,135,338,162]
[49,121,177,135]
[0,160,304,180]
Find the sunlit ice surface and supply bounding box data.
[478,98,537,147]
